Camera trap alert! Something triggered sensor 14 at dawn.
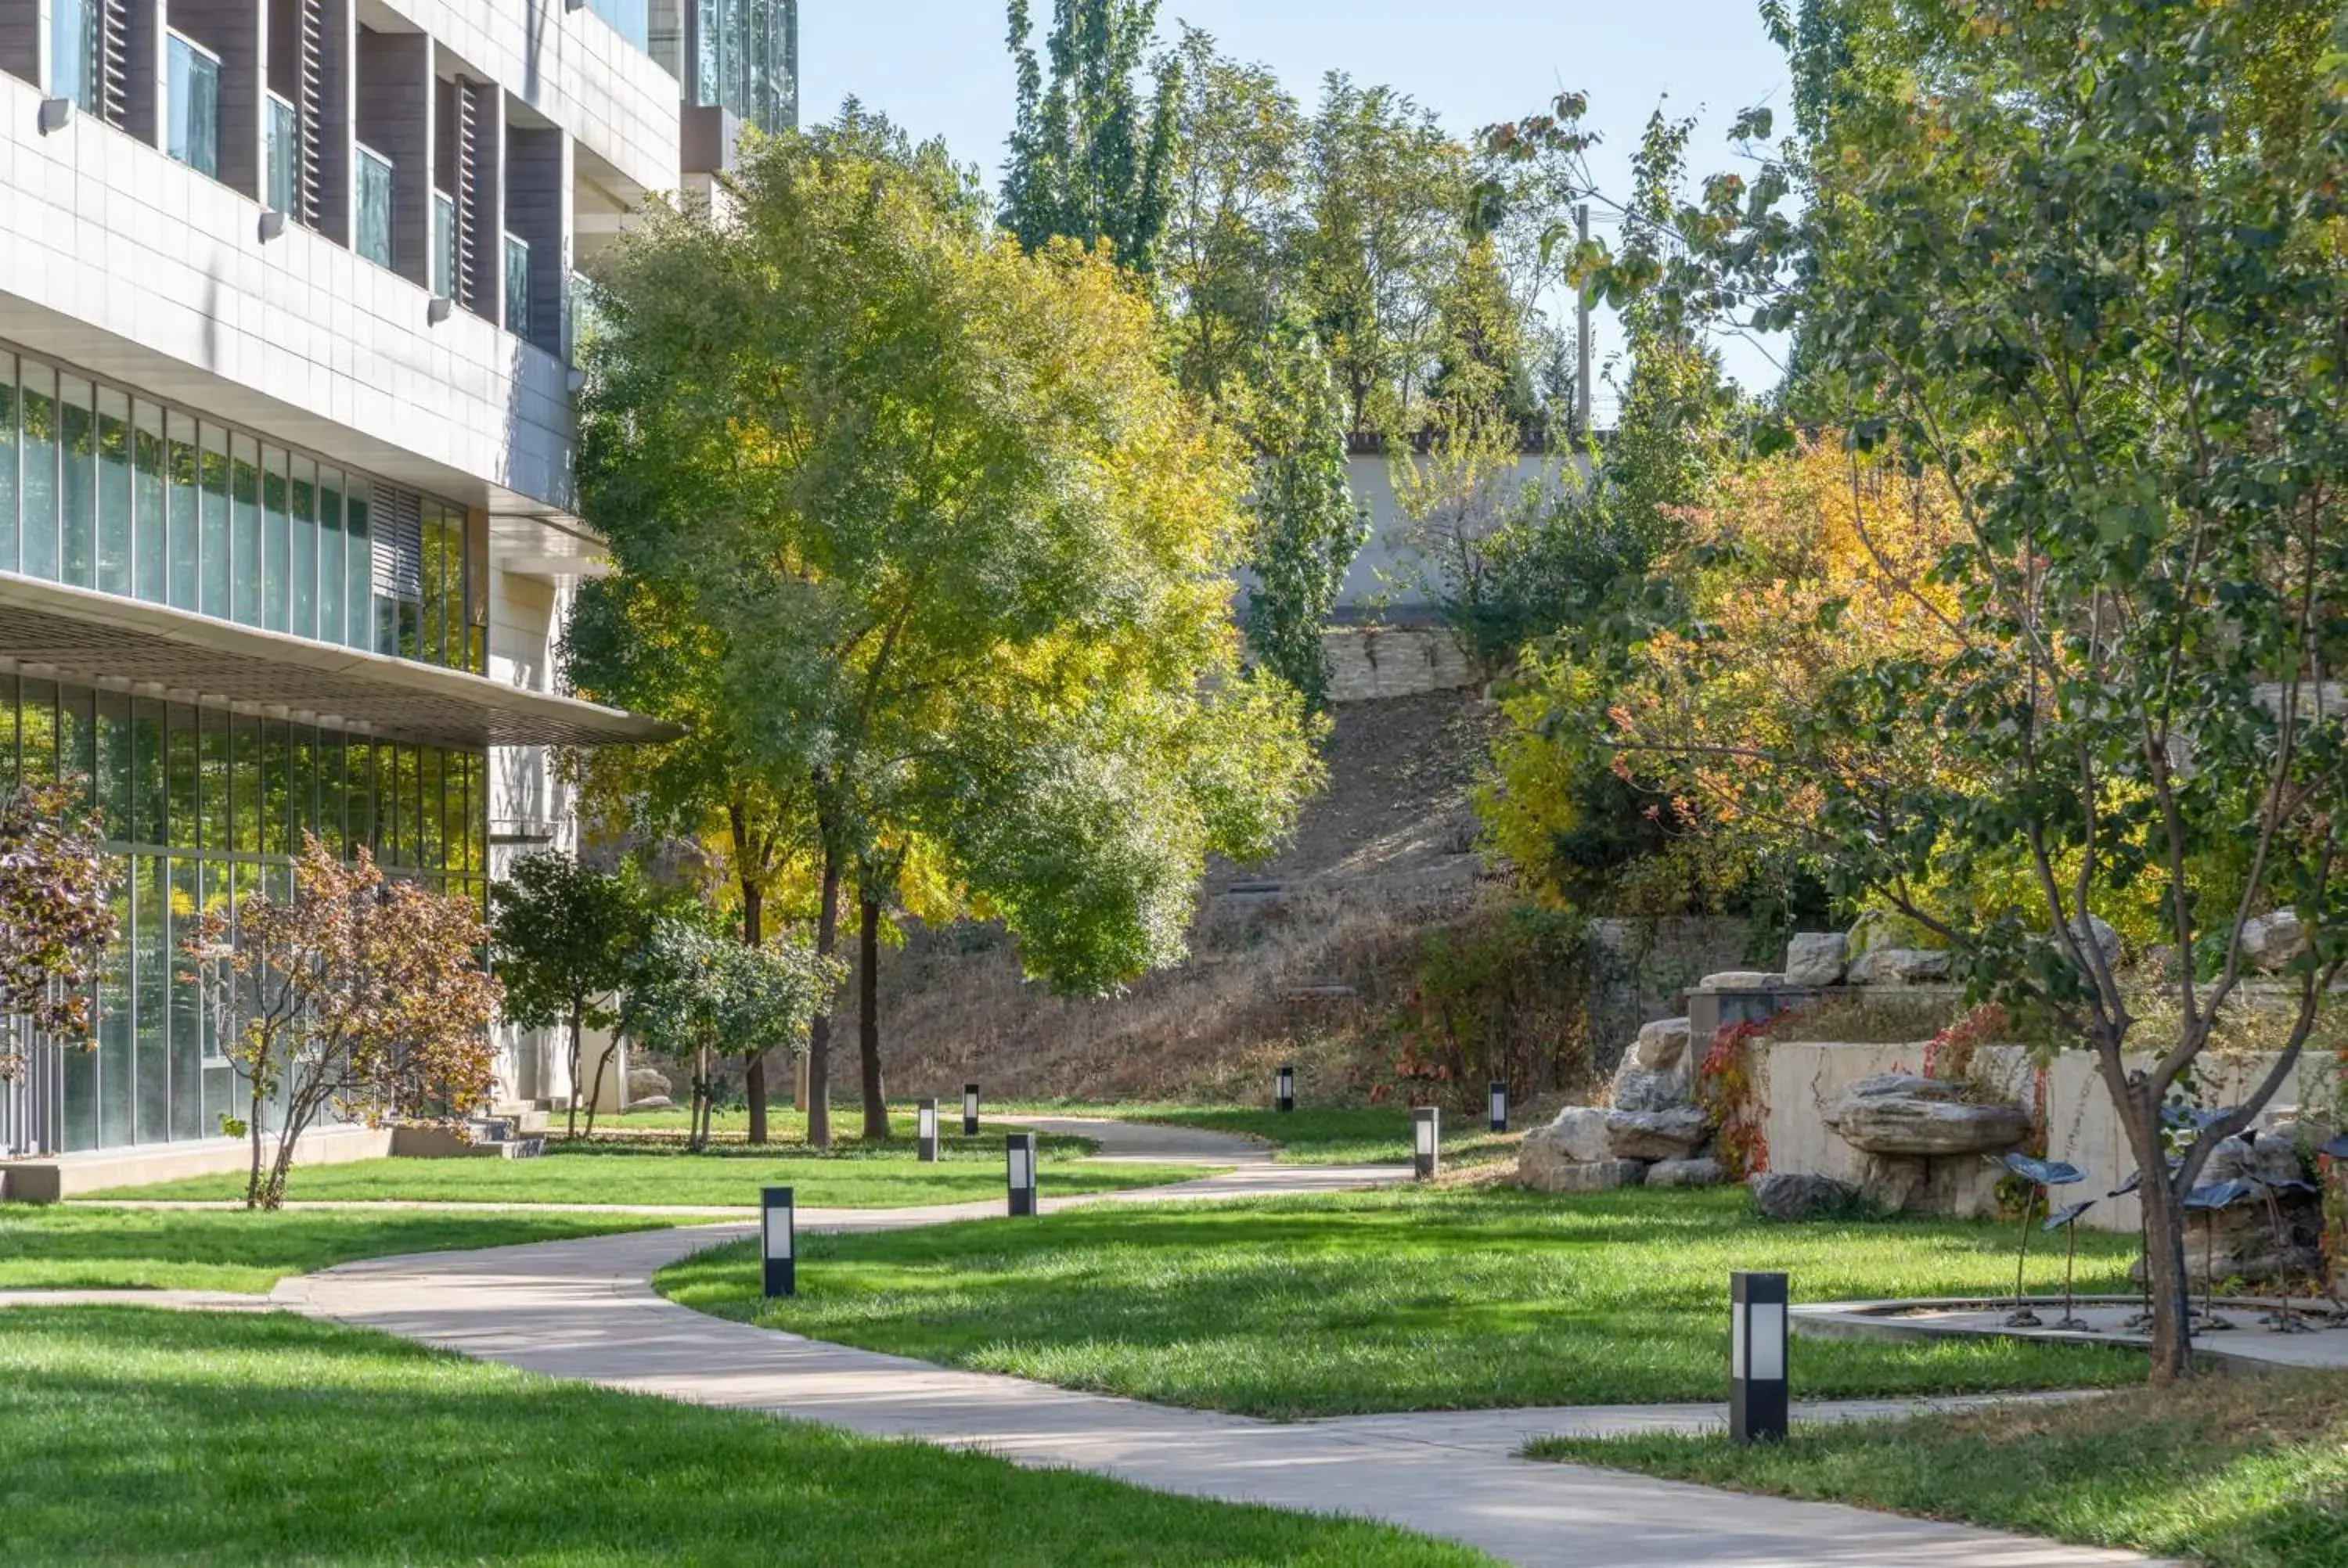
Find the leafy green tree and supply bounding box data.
[624,918,836,1153]
[1300,75,1472,441]
[1594,0,2348,1380]
[489,851,651,1140]
[1238,324,1366,709]
[574,112,1319,1148]
[1002,0,1180,272]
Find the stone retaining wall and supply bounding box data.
[1323,628,1479,703]
[1759,1039,2333,1232]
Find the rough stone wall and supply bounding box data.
[1586,918,1756,1071]
[1323,628,1480,703]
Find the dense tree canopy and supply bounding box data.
[573,112,1319,1146]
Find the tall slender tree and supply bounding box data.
[1002,0,1181,273]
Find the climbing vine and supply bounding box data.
[1695,1015,1777,1178]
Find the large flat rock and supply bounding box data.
[1822,1088,2030,1156]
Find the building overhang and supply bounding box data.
[0,574,679,751]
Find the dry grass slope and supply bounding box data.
[875,692,1500,1103]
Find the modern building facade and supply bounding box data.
[0,0,796,1186]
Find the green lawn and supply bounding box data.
[657,1185,2149,1419]
[84,1132,1220,1210]
[0,1307,1486,1566]
[1530,1373,2348,1568]
[1005,1102,1521,1167]
[0,1207,682,1293]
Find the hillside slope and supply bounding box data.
[871,690,1497,1104]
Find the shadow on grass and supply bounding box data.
[657,1187,2151,1418]
[0,1308,1478,1566]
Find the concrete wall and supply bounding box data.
[1337,451,1585,616]
[1759,1038,2334,1232]
[1323,626,1478,703]
[0,1122,394,1201]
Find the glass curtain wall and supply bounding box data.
[0,674,488,1153]
[689,0,797,133]
[0,347,487,675]
[50,0,100,111]
[355,145,395,268]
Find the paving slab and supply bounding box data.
[286,1221,2162,1567]
[1798,1294,2348,1372]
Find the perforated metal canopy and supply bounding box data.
[0,573,678,750]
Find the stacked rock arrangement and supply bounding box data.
[1517,1016,1727,1192]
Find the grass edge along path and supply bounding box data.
[79,1141,1221,1210]
[1527,1371,2348,1568]
[996,1102,1521,1168]
[0,1207,687,1294]
[0,1307,1491,1567]
[657,1185,2150,1419]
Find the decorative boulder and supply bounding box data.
[1845,947,1952,986]
[1517,1107,1617,1192]
[2202,1134,2309,1190]
[2065,915,2123,971]
[1605,1106,1712,1161]
[1529,1159,1650,1194]
[1699,970,1787,991]
[627,1065,673,1102]
[1783,933,1849,987]
[1647,1156,1727,1189]
[2177,1192,2323,1286]
[1822,1079,2030,1156]
[2242,910,2310,973]
[627,1095,675,1111]
[1612,1048,1694,1113]
[1749,1172,1862,1221]
[1633,1017,1693,1071]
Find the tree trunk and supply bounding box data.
[806,850,842,1150]
[743,879,770,1146]
[2108,1068,2194,1381]
[690,1043,711,1153]
[859,890,888,1142]
[584,1041,617,1138]
[244,1072,268,1211]
[566,1000,584,1142]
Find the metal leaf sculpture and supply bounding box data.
[2003,1153,2084,1186]
[2043,1199,2096,1231]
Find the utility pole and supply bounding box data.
[1575,203,1593,436]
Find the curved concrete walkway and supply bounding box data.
[275,1117,2159,1568]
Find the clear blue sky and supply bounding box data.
[800,1,1793,401]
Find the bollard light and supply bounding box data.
[1730,1271,1789,1443]
[761,1185,796,1299]
[963,1082,981,1138]
[1277,1063,1295,1113]
[1413,1106,1440,1180]
[917,1098,939,1163]
[1489,1080,1508,1134]
[1006,1131,1038,1217]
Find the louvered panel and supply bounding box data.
[372,484,425,600]
[97,0,128,127]
[297,0,324,228]
[452,77,479,309]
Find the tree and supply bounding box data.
[1238,323,1366,709]
[489,851,650,1141]
[1002,0,1180,272]
[1299,76,1472,441]
[623,917,836,1153]
[188,838,499,1210]
[0,783,116,1083]
[574,112,1320,1148]
[1596,0,2348,1379]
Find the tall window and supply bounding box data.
[503,234,531,340]
[266,95,300,217]
[49,0,99,111]
[165,34,221,178]
[431,192,457,299]
[355,145,394,268]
